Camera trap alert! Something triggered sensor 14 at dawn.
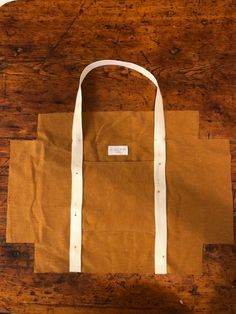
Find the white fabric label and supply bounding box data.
[108,145,128,156]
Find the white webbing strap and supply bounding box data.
[70,60,167,274]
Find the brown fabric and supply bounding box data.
[7,111,233,274]
[6,140,43,243]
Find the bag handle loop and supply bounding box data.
[70,60,167,274]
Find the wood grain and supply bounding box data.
[0,0,235,313]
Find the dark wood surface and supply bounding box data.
[0,0,235,313]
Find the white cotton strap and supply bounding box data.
[69,60,167,274]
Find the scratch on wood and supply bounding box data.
[41,0,88,65]
[141,51,151,65]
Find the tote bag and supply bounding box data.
[7,60,233,274]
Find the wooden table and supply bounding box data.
[0,1,235,313]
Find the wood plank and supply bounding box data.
[0,305,192,314]
[0,113,37,138]
[0,244,235,313]
[0,66,235,137]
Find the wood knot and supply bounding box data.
[201,19,209,25]
[205,244,217,252]
[12,47,23,57]
[10,250,21,258]
[189,285,200,296]
[55,276,66,284]
[169,47,181,55]
[166,10,175,17]
[0,63,7,71]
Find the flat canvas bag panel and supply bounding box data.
[7,112,233,274]
[6,61,234,274]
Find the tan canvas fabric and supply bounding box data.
[7,111,233,274]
